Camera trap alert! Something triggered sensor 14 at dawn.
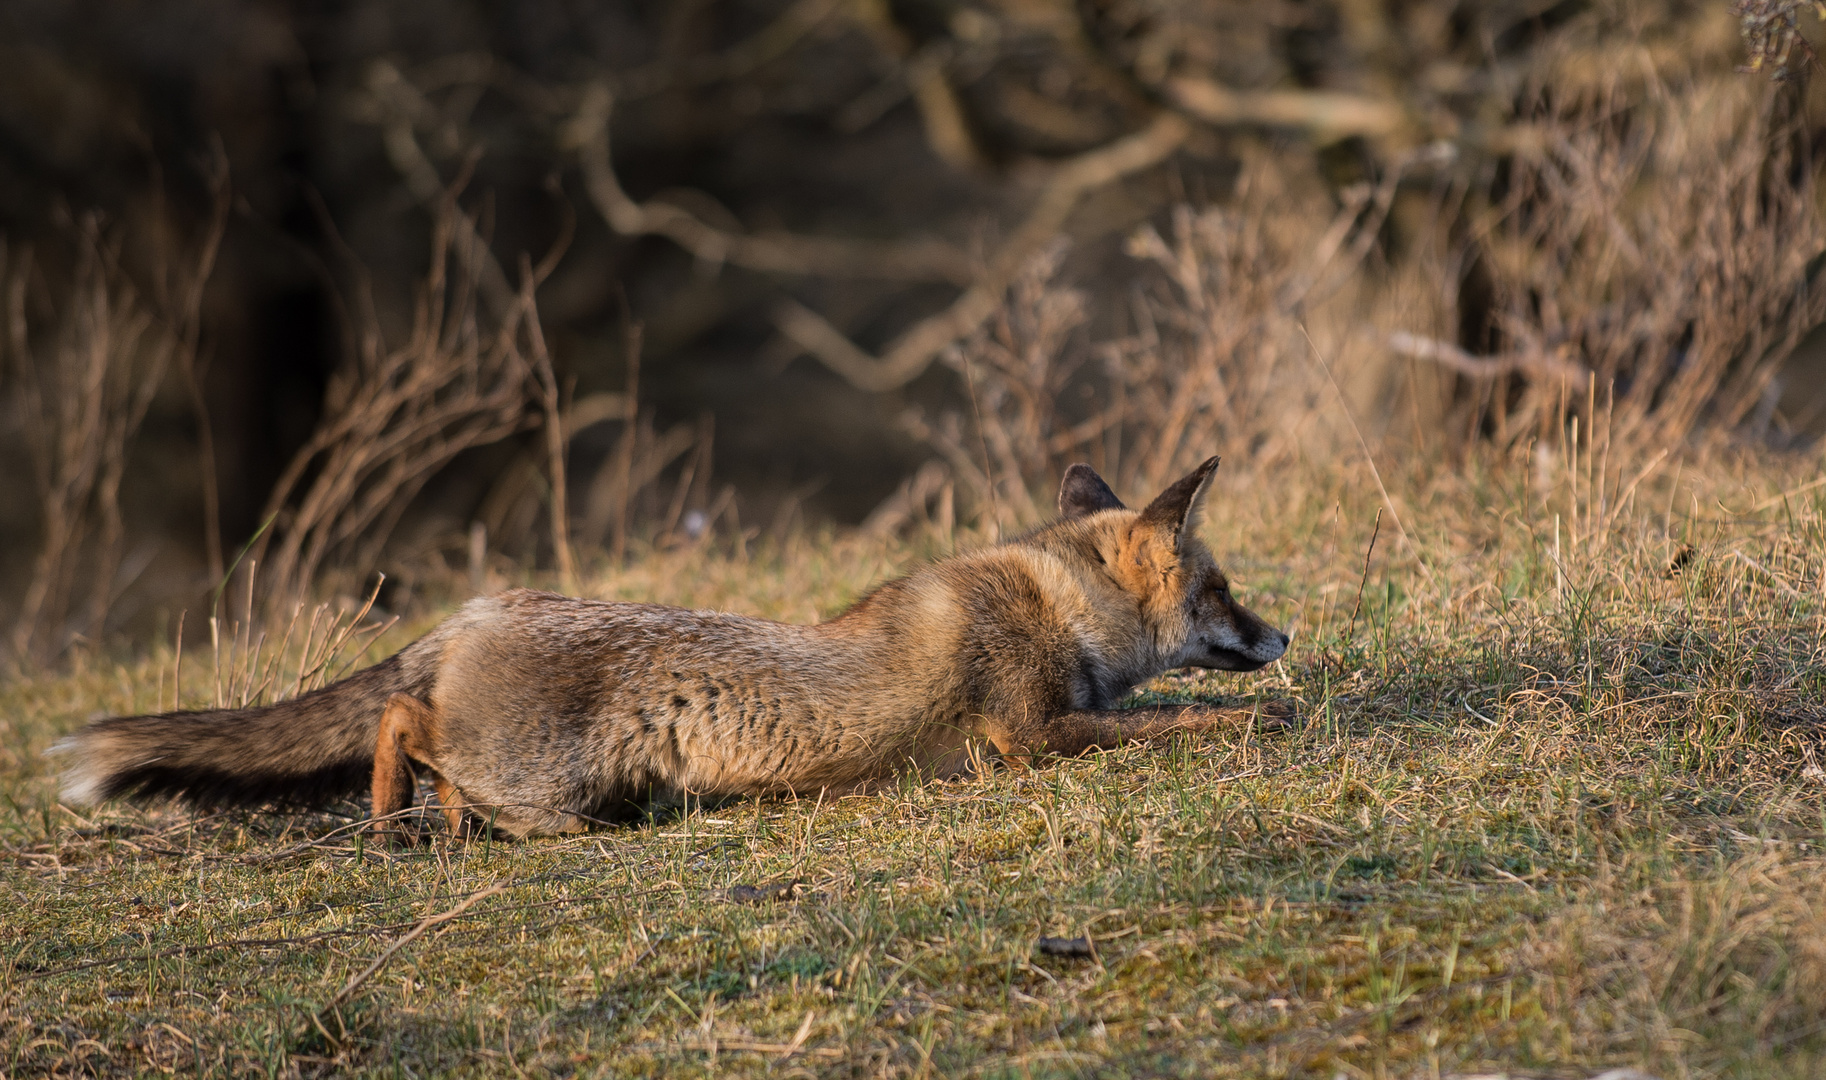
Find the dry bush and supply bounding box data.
[907,243,1092,527]
[464,375,717,584]
[245,186,560,610]
[9,14,1825,646]
[1439,74,1826,451]
[574,327,718,563]
[580,411,712,554]
[2,174,722,659]
[903,150,1403,528]
[898,70,1826,534]
[246,181,722,611]
[1110,164,1402,487]
[2,221,183,666]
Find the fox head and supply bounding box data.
[1057,457,1290,672]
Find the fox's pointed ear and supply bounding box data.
[1057,464,1126,519]
[1135,456,1220,550]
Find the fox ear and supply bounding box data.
[1057,463,1126,519]
[1135,456,1220,550]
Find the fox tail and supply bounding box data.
[52,647,436,809]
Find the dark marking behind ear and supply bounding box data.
[1057,463,1126,519]
[1135,456,1220,549]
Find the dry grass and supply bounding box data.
[2,428,1823,1079]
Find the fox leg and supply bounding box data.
[371,694,449,843]
[986,701,1294,763]
[429,774,473,836]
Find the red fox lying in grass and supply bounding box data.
[57,458,1291,838]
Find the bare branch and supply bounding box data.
[1388,331,1592,382]
[565,84,974,285]
[616,0,844,100]
[774,111,1194,392]
[360,60,516,314]
[249,183,545,609]
[519,257,574,592]
[841,0,989,175]
[905,41,988,173]
[1164,75,1406,139]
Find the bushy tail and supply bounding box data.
[54,650,433,809]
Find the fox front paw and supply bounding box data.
[1175,699,1297,731]
[366,816,426,849]
[1173,699,1296,733]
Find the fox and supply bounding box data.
[55,457,1291,839]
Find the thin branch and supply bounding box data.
[772,111,1195,392]
[518,225,576,589]
[1388,331,1592,382]
[1345,508,1382,644]
[169,146,233,586]
[312,882,507,1029]
[361,60,515,315]
[843,1,989,174]
[905,41,987,173]
[1164,75,1406,138]
[566,83,974,285]
[615,0,844,100]
[1302,325,1434,586]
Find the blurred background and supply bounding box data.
[3,0,1824,665]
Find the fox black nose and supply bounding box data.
[1276,631,1291,649]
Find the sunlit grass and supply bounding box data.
[4,442,1825,1079]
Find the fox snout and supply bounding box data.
[1202,628,1289,671]
[1195,607,1291,672]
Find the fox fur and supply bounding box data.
[56,458,1290,838]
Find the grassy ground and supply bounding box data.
[3,444,1825,1079]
